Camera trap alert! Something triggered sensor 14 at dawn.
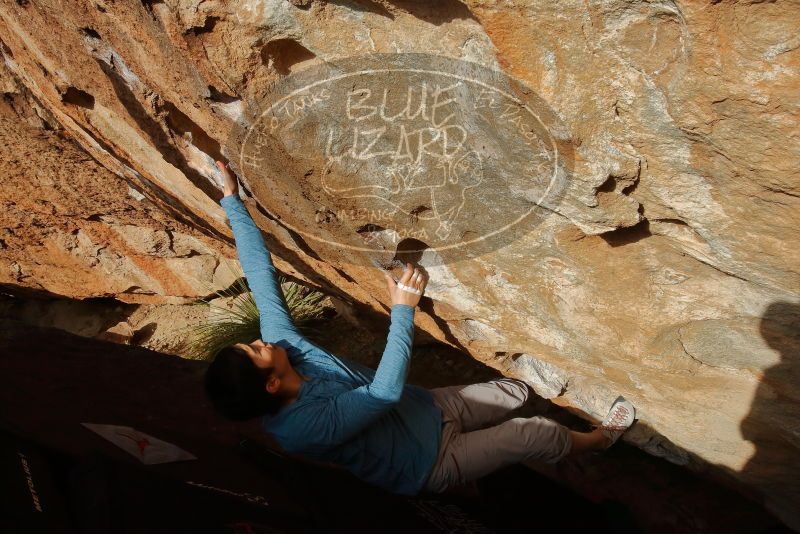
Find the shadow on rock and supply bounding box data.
[740,300,800,530]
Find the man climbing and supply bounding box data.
[204,160,636,496]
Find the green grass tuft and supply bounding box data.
[181,260,328,361]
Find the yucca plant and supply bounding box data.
[182,260,329,360]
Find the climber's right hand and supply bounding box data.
[216,160,239,197]
[384,263,427,308]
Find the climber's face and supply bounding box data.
[234,339,291,391]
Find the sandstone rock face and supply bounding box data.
[0,0,798,527]
[0,61,236,302]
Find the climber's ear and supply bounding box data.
[265,374,281,395]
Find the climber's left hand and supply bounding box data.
[217,160,239,197]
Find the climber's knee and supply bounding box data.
[515,416,572,464]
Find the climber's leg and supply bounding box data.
[566,428,609,455]
[429,378,532,433]
[423,415,572,494]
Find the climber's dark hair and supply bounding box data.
[204,345,283,421]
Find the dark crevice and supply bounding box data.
[179,250,203,259]
[159,100,221,161]
[140,0,165,16]
[164,228,176,254]
[356,223,385,233]
[597,156,641,196]
[599,219,651,247]
[653,218,689,226]
[762,185,800,199]
[61,87,95,110]
[184,16,219,37]
[624,160,642,195]
[247,198,324,262]
[81,296,131,307]
[410,205,431,216]
[596,176,618,194]
[285,229,323,262]
[93,56,223,202]
[122,285,143,293]
[260,39,317,76]
[131,322,157,345]
[597,174,640,196]
[418,299,470,353]
[622,174,640,195]
[394,238,429,264]
[198,275,248,301]
[80,27,101,40]
[333,267,356,285]
[206,85,239,104]
[690,256,754,285]
[0,38,14,59]
[325,0,395,19]
[328,0,478,24]
[388,0,479,25]
[288,0,314,9]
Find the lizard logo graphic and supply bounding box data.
[231,53,573,266]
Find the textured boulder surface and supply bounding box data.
[0,0,798,527]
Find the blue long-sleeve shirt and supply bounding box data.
[220,194,443,495]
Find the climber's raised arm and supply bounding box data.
[368,264,428,400]
[216,160,301,343]
[288,264,428,448]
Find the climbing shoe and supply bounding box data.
[597,396,635,449]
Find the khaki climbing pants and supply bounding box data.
[422,378,573,494]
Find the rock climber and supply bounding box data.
[204,159,636,496]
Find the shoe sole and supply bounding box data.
[600,396,636,448]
